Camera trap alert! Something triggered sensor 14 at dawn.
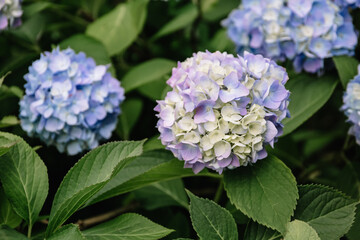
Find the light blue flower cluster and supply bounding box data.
[342,65,360,145]
[222,0,358,74]
[0,0,22,30]
[19,47,125,155]
[155,51,290,174]
[334,0,360,8]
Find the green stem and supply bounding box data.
[213,179,224,203]
[27,224,32,238]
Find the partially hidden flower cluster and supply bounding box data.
[342,65,360,145]
[334,0,360,8]
[222,0,358,74]
[19,47,125,155]
[155,51,290,174]
[0,0,22,30]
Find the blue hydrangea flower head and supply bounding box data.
[19,47,125,155]
[342,65,360,145]
[334,0,360,8]
[155,51,290,174]
[0,0,22,30]
[222,0,358,75]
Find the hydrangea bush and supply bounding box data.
[155,51,289,173]
[342,65,360,144]
[0,0,359,239]
[222,0,358,74]
[19,47,125,155]
[0,0,22,30]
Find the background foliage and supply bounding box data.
[0,0,359,239]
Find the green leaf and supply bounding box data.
[48,224,84,240]
[152,4,198,40]
[0,135,18,157]
[46,140,144,236]
[59,34,115,76]
[143,135,164,152]
[0,72,10,87]
[23,2,52,18]
[244,221,280,240]
[0,85,23,101]
[116,98,143,140]
[0,116,20,129]
[121,59,175,93]
[0,188,22,228]
[294,184,357,240]
[10,14,46,43]
[86,0,149,56]
[187,190,238,240]
[224,155,298,233]
[137,76,169,100]
[202,0,239,22]
[0,132,48,231]
[134,179,188,210]
[0,225,28,240]
[282,75,338,136]
[225,202,249,225]
[333,56,359,88]
[83,213,173,240]
[85,150,216,206]
[347,204,360,240]
[208,29,234,53]
[284,220,320,240]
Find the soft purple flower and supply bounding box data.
[155,51,290,174]
[19,47,125,155]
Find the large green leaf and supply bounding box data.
[86,0,148,56]
[0,132,48,232]
[0,225,27,240]
[121,58,175,93]
[134,179,188,210]
[347,204,360,240]
[152,4,198,40]
[244,221,280,240]
[202,0,239,22]
[282,75,338,136]
[46,140,144,236]
[187,190,238,240]
[85,150,217,206]
[59,34,115,76]
[333,56,359,88]
[0,135,18,157]
[48,224,84,240]
[0,188,22,228]
[294,185,357,240]
[116,98,143,140]
[284,220,320,240]
[83,213,173,240]
[224,155,298,233]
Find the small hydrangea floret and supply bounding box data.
[0,0,22,30]
[222,0,358,74]
[341,65,360,145]
[19,47,125,155]
[155,51,290,174]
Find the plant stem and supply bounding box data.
[213,179,224,203]
[27,224,32,238]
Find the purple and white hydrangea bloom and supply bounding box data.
[155,51,290,174]
[19,47,125,155]
[222,0,358,74]
[0,0,22,30]
[341,65,360,145]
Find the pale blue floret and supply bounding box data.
[19,47,125,155]
[342,65,360,145]
[0,0,22,30]
[222,0,358,74]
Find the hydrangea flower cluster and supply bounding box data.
[334,0,360,8]
[19,48,125,155]
[0,0,22,30]
[341,65,360,145]
[222,0,358,74]
[155,51,290,174]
